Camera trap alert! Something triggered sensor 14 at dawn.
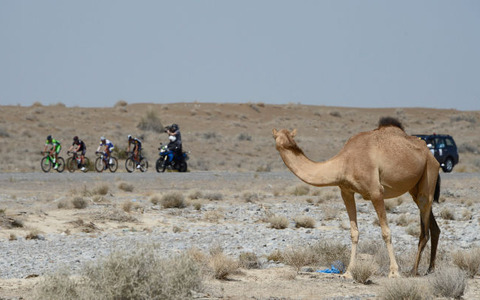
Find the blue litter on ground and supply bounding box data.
[316,260,345,274]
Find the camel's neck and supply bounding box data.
[278,147,342,187]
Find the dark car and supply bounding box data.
[414,134,459,173]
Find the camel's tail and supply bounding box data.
[434,174,441,203]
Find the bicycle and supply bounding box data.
[40,151,65,173]
[66,151,90,173]
[94,151,118,173]
[125,151,148,173]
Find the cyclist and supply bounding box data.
[43,135,62,170]
[96,137,114,169]
[127,135,142,169]
[67,136,87,171]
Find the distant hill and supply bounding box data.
[1,102,479,172]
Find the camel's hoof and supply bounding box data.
[426,267,435,275]
[388,271,401,278]
[341,272,353,279]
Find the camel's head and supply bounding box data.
[272,128,299,151]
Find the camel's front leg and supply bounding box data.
[371,197,400,278]
[340,190,358,279]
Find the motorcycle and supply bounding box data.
[155,144,189,172]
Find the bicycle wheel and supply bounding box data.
[139,158,148,172]
[82,157,90,172]
[108,157,118,173]
[125,158,135,173]
[95,157,104,172]
[66,157,76,173]
[56,157,65,173]
[41,156,52,173]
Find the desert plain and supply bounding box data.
[0,102,479,299]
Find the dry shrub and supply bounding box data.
[406,224,420,237]
[150,194,161,205]
[0,210,23,228]
[161,192,186,208]
[452,247,480,277]
[282,247,317,272]
[25,230,42,240]
[114,100,128,107]
[310,241,350,268]
[395,214,409,227]
[93,208,138,223]
[35,246,203,300]
[242,192,259,202]
[267,250,284,262]
[291,184,310,196]
[209,252,239,280]
[440,207,455,220]
[429,266,467,299]
[350,260,377,284]
[122,201,133,213]
[322,205,338,221]
[267,215,289,229]
[193,202,202,210]
[72,197,88,209]
[204,210,223,223]
[294,215,315,228]
[381,278,428,300]
[92,184,109,196]
[137,110,164,133]
[238,252,261,269]
[204,192,223,201]
[188,190,203,200]
[118,181,134,192]
[57,198,72,209]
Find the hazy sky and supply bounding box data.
[1,1,479,110]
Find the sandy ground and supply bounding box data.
[0,171,479,299]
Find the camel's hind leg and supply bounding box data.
[427,210,440,273]
[410,169,439,275]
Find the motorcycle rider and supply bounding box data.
[67,136,87,171]
[166,124,182,151]
[165,134,182,166]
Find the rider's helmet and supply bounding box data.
[46,135,52,141]
[73,136,79,142]
[171,124,179,131]
[100,136,106,142]
[169,135,176,142]
[128,135,132,140]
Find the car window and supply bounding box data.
[445,138,454,147]
[434,137,445,149]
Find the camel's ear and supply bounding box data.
[272,129,278,137]
[290,128,297,138]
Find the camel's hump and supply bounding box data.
[378,117,404,131]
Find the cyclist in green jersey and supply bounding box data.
[44,135,62,169]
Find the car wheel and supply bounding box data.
[442,158,454,173]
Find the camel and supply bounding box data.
[273,117,441,278]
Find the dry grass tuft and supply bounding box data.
[282,247,317,272]
[209,252,239,280]
[294,215,316,228]
[440,207,455,220]
[161,192,186,208]
[72,197,88,209]
[150,194,161,205]
[350,260,377,284]
[238,252,261,269]
[452,247,480,278]
[117,181,134,192]
[35,245,203,300]
[137,109,164,133]
[92,183,109,196]
[291,184,310,196]
[381,278,428,300]
[267,250,284,262]
[204,192,223,201]
[267,215,289,229]
[429,266,468,299]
